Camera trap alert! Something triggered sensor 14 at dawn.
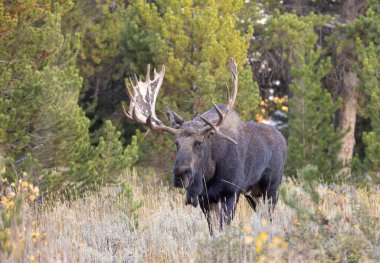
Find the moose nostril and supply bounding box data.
[182,168,191,176]
[181,168,192,179]
[174,166,192,177]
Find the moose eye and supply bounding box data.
[193,140,202,152]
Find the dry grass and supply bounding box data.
[1,170,379,262]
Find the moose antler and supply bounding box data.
[198,58,238,144]
[123,64,178,135]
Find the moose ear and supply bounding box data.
[166,108,184,128]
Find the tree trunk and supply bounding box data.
[335,0,366,177]
[337,71,359,177]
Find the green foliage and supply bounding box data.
[236,66,260,121]
[62,0,128,131]
[27,65,90,169]
[262,13,342,179]
[280,165,323,224]
[122,0,255,117]
[262,11,327,53]
[0,1,138,196]
[287,48,342,179]
[358,45,380,182]
[0,1,87,174]
[90,121,139,191]
[120,180,142,228]
[353,3,380,183]
[42,121,139,195]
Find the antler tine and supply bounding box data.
[146,64,151,81]
[147,114,178,135]
[122,104,132,119]
[121,104,145,124]
[198,101,225,134]
[199,115,237,144]
[133,73,139,85]
[229,57,238,109]
[159,65,165,77]
[125,82,134,102]
[212,102,224,126]
[224,58,238,113]
[214,58,238,119]
[128,77,134,88]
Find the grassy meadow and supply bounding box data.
[1,170,379,263]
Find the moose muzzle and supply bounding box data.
[173,166,193,188]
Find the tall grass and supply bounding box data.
[1,170,379,262]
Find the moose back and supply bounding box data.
[123,58,287,234]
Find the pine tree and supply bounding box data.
[62,0,129,139]
[0,1,138,194]
[42,120,139,194]
[255,12,342,179]
[354,1,380,183]
[0,1,87,173]
[122,0,257,118]
[287,44,342,179]
[360,42,380,183]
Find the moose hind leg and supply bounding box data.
[266,167,283,221]
[258,167,281,222]
[264,184,280,222]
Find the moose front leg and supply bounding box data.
[199,196,214,235]
[220,193,239,226]
[199,196,224,235]
[185,191,199,207]
[205,210,214,236]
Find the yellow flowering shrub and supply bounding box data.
[243,219,289,261]
[256,96,288,123]
[0,174,42,255]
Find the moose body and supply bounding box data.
[124,58,287,234]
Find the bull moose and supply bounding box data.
[123,58,287,234]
